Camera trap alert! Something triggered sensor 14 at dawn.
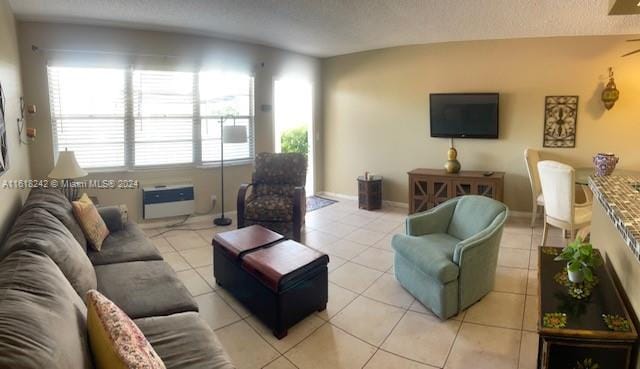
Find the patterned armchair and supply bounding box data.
[237,152,307,241]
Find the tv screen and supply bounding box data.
[430,93,499,138]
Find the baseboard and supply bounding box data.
[509,210,535,218]
[318,191,357,201]
[139,210,238,230]
[318,191,409,209]
[319,191,534,218]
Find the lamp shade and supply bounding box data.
[48,150,88,179]
[223,125,248,144]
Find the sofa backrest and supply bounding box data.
[21,188,88,250]
[447,195,508,241]
[0,250,94,369]
[1,207,97,297]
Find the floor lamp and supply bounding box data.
[214,116,248,226]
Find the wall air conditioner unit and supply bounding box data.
[142,184,195,219]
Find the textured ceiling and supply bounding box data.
[8,0,640,57]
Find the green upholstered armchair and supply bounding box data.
[237,152,307,241]
[392,195,508,319]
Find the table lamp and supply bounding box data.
[48,149,87,201]
[214,117,247,226]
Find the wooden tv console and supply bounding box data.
[408,168,504,214]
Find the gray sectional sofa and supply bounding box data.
[0,188,235,369]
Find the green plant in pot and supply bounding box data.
[554,237,601,283]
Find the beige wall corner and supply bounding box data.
[0,0,31,241]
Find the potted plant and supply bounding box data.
[554,237,601,283]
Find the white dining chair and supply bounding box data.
[537,160,592,245]
[524,148,545,227]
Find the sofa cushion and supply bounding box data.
[447,195,507,241]
[392,233,460,283]
[97,205,128,233]
[0,250,93,369]
[2,207,97,297]
[73,193,110,251]
[135,312,234,369]
[88,222,163,266]
[245,195,293,222]
[21,187,88,250]
[86,290,166,369]
[95,260,198,319]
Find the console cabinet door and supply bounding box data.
[476,180,498,199]
[452,180,473,197]
[430,178,452,208]
[410,177,430,213]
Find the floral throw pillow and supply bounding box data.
[72,193,109,251]
[86,290,166,369]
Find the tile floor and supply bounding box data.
[146,198,568,369]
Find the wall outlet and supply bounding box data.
[210,195,217,210]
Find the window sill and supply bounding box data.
[85,159,253,174]
[197,159,254,169]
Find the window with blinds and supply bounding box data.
[48,66,126,169]
[199,71,254,164]
[47,66,255,171]
[132,70,194,166]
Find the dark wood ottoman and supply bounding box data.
[213,225,329,338]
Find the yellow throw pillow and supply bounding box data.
[72,193,109,251]
[86,290,166,369]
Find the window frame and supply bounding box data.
[48,66,256,172]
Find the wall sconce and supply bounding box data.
[17,97,37,144]
[26,127,36,139]
[601,67,620,110]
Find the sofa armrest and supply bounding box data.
[97,205,127,233]
[236,183,253,229]
[405,198,458,236]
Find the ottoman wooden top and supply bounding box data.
[212,225,284,259]
[241,240,329,292]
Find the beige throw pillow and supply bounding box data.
[72,193,109,251]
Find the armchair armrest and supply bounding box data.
[392,234,459,283]
[236,183,253,228]
[405,199,458,236]
[453,209,507,310]
[97,205,127,233]
[453,210,508,264]
[292,186,306,241]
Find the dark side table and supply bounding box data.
[357,176,382,210]
[537,247,637,369]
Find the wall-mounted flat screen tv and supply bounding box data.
[430,93,499,138]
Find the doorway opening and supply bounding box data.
[274,78,314,195]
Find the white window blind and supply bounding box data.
[200,71,254,164]
[133,70,194,166]
[47,67,255,170]
[48,66,126,169]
